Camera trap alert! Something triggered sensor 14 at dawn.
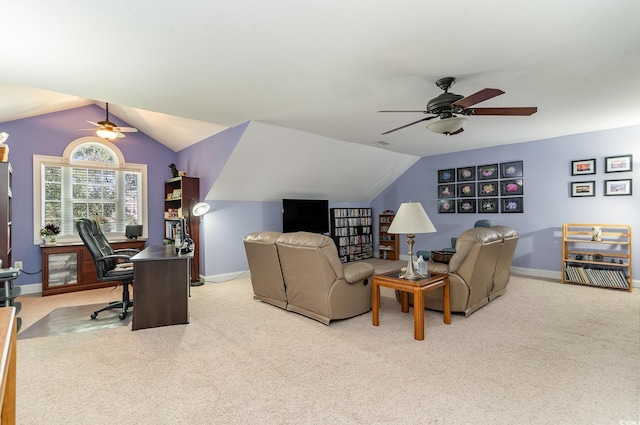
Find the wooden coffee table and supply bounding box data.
[372,270,450,340]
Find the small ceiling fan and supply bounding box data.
[80,103,138,140]
[379,77,537,135]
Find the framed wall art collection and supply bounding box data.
[570,154,633,197]
[437,161,524,214]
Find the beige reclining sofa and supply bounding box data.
[404,225,519,316]
[243,231,375,324]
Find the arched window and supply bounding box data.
[33,137,147,243]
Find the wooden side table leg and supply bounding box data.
[400,291,409,313]
[443,278,451,325]
[413,288,425,340]
[372,281,380,326]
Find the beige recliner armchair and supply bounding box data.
[399,225,519,316]
[243,231,288,309]
[243,231,375,324]
[276,232,374,324]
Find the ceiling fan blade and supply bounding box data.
[471,107,538,116]
[116,132,127,139]
[86,120,101,127]
[381,116,436,135]
[378,110,428,113]
[114,126,138,133]
[453,88,504,108]
[449,127,464,135]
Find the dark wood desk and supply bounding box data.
[130,245,192,331]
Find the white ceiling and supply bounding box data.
[1,1,639,156]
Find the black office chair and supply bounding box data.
[76,217,139,320]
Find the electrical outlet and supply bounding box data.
[14,261,23,270]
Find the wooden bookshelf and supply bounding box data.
[378,213,399,260]
[562,223,632,292]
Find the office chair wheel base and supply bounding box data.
[118,312,127,320]
[90,313,98,320]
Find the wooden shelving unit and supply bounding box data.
[562,223,632,292]
[0,162,12,269]
[164,176,202,283]
[330,208,373,263]
[378,213,399,260]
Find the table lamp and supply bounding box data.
[387,202,436,280]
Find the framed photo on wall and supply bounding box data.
[604,179,632,196]
[605,155,633,173]
[501,197,524,213]
[500,161,523,178]
[457,182,476,197]
[477,181,499,197]
[438,199,456,213]
[570,181,595,197]
[478,198,498,213]
[477,164,499,180]
[438,169,456,183]
[457,166,476,182]
[438,184,455,198]
[500,179,524,196]
[571,159,596,175]
[457,199,476,213]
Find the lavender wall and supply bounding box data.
[371,125,640,279]
[3,105,177,286]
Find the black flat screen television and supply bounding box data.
[282,199,329,234]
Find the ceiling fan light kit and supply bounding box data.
[96,128,118,140]
[427,116,467,135]
[79,102,139,140]
[379,76,537,136]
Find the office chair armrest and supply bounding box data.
[113,248,140,255]
[97,254,136,262]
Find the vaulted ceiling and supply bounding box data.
[1,1,639,157]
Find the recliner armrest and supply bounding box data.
[427,259,450,275]
[343,262,375,283]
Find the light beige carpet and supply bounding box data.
[14,268,640,425]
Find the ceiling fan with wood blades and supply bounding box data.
[79,103,138,140]
[379,77,537,135]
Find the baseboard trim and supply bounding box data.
[17,283,43,295]
[202,270,250,283]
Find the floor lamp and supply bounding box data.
[187,200,211,286]
[387,202,437,280]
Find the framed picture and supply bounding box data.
[438,199,456,213]
[437,184,455,199]
[477,181,499,197]
[501,197,524,213]
[500,179,523,196]
[500,161,524,178]
[604,179,632,196]
[478,198,498,213]
[605,155,633,173]
[457,182,476,197]
[457,166,476,182]
[571,158,596,175]
[477,164,499,180]
[457,199,476,213]
[172,189,182,198]
[571,181,595,197]
[438,169,456,183]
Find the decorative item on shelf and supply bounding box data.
[0,131,9,162]
[169,163,179,178]
[387,202,437,280]
[178,171,187,177]
[40,223,60,245]
[592,226,602,241]
[593,253,604,262]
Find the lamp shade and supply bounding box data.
[426,116,467,134]
[387,202,436,234]
[192,201,210,217]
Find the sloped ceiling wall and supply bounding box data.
[204,121,418,203]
